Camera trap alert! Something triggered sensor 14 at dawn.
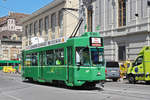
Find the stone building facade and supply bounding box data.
[0,31,22,60]
[79,0,150,61]
[0,12,28,60]
[0,12,28,32]
[21,0,79,49]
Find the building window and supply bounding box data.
[18,36,22,40]
[130,0,136,20]
[87,6,93,32]
[39,18,43,36]
[2,36,8,40]
[25,25,28,38]
[12,37,16,40]
[29,23,33,37]
[17,29,21,31]
[29,23,33,45]
[141,0,147,18]
[51,13,56,39]
[11,26,13,30]
[118,46,126,61]
[108,0,113,25]
[34,21,38,36]
[59,10,64,37]
[118,0,126,27]
[45,16,49,35]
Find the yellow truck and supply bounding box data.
[127,46,150,84]
[3,66,16,73]
[120,60,132,79]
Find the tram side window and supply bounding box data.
[15,63,19,66]
[31,53,38,66]
[24,54,32,66]
[55,49,64,65]
[8,63,13,66]
[46,49,64,65]
[0,63,7,66]
[46,50,55,65]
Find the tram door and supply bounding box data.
[39,52,44,79]
[67,47,73,83]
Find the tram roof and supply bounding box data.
[23,32,101,52]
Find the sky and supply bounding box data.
[0,0,53,17]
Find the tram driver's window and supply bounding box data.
[76,47,90,66]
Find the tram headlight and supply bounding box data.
[97,72,101,76]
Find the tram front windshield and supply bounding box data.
[76,47,104,66]
[91,48,104,66]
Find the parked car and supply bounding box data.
[105,61,120,81]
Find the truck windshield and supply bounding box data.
[91,48,104,66]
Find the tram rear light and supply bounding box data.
[105,69,107,74]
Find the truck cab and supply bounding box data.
[127,46,150,83]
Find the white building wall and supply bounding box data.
[79,0,150,61]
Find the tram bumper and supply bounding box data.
[74,67,105,86]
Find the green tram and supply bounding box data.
[0,60,20,70]
[22,32,105,87]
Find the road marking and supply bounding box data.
[1,92,22,100]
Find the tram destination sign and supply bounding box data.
[26,37,67,50]
[90,37,103,47]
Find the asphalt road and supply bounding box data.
[0,71,150,100]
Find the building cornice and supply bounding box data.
[1,39,22,43]
[21,0,66,24]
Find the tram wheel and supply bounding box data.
[84,83,96,89]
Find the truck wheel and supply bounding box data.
[146,81,150,84]
[112,79,118,82]
[128,76,136,84]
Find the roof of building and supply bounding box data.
[0,12,29,26]
[21,0,65,23]
[0,16,7,22]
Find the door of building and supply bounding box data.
[118,45,126,61]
